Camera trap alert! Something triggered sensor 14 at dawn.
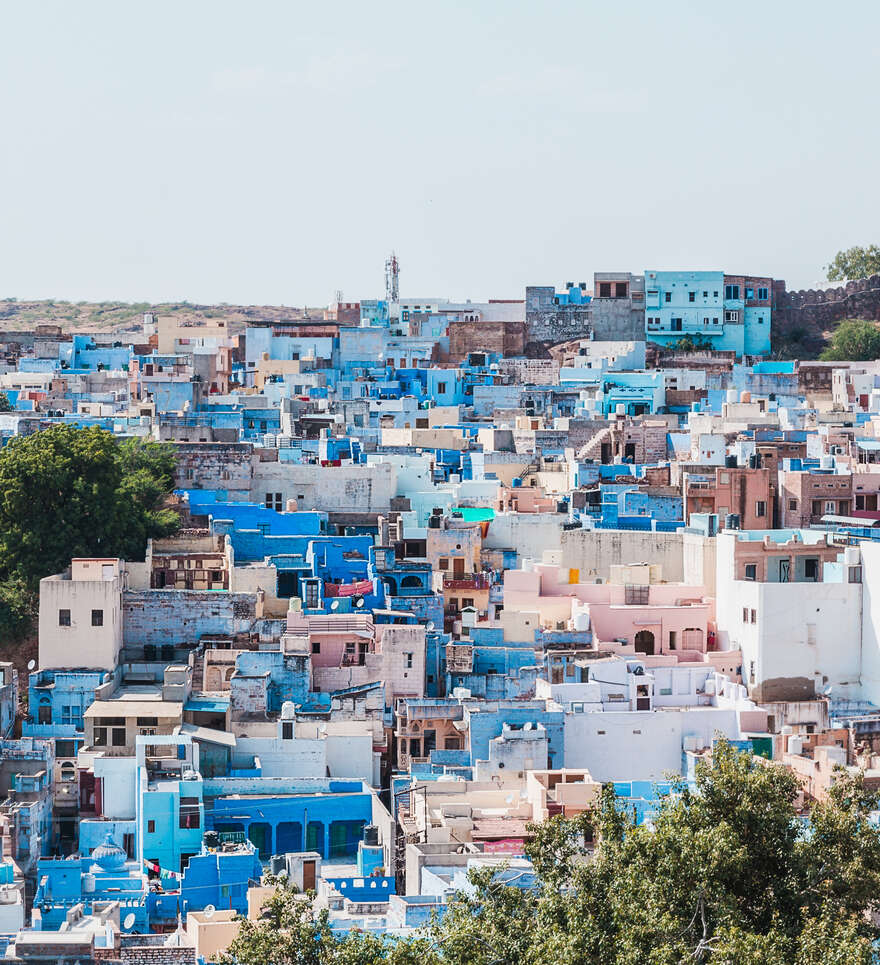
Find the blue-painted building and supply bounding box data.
[204,777,376,862]
[644,270,772,357]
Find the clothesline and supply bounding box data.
[143,858,182,880]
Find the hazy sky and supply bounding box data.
[1,1,878,305]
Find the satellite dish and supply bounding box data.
[330,600,339,610]
[355,598,365,608]
[425,621,435,632]
[203,904,215,919]
[123,913,136,930]
[27,659,36,671]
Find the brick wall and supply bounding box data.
[447,321,526,361]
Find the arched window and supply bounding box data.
[60,762,76,783]
[400,575,422,589]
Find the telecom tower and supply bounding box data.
[384,251,400,317]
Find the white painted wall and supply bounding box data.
[94,755,138,819]
[562,708,744,781]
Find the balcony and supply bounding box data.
[442,574,490,591]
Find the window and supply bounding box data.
[750,609,757,624]
[59,609,71,627]
[746,287,754,299]
[688,291,695,302]
[437,382,448,393]
[624,584,649,605]
[179,797,201,830]
[725,310,740,323]
[282,722,293,739]
[703,291,708,297]
[615,282,628,298]
[725,284,740,300]
[664,292,671,303]
[405,653,413,669]
[824,500,836,514]
[755,501,766,518]
[758,287,769,300]
[804,558,819,581]
[91,609,103,627]
[789,499,797,511]
[462,598,474,609]
[745,564,757,581]
[599,282,612,298]
[93,716,126,748]
[743,607,749,622]
[438,558,449,571]
[849,566,863,584]
[147,820,156,833]
[304,582,319,609]
[311,640,320,654]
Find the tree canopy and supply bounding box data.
[222,742,880,965]
[0,392,12,413]
[826,245,880,282]
[0,426,179,638]
[819,319,880,361]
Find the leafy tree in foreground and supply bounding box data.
[827,244,880,282]
[221,742,880,964]
[0,426,179,591]
[819,319,880,361]
[0,392,13,413]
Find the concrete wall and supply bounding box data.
[251,461,396,514]
[563,707,743,781]
[558,529,685,583]
[483,513,563,563]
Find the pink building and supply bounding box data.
[502,562,740,677]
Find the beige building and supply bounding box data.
[38,559,126,672]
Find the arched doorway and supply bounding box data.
[634,630,655,655]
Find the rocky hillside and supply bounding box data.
[0,298,319,334]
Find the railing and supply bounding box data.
[443,574,490,590]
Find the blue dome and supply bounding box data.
[91,833,126,871]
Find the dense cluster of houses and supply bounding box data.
[4,277,880,962]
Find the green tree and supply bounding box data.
[819,319,880,361]
[0,392,12,413]
[826,245,880,282]
[222,743,880,965]
[0,575,36,641]
[0,425,178,590]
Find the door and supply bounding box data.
[303,859,316,891]
[634,630,655,655]
[453,557,465,577]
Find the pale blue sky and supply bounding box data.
[1,1,878,305]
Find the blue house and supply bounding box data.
[203,777,377,862]
[644,270,771,357]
